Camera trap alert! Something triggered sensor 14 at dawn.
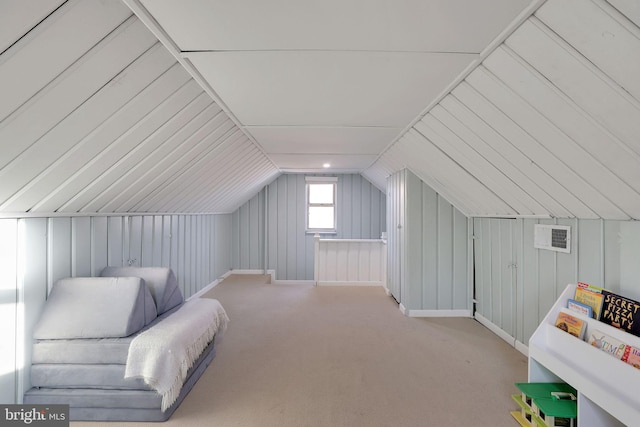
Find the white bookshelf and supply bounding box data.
[529,284,640,427]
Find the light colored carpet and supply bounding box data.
[73,275,527,427]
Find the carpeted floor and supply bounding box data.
[73,274,528,427]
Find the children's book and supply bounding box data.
[622,345,640,369]
[587,329,626,359]
[567,299,593,318]
[600,290,640,338]
[574,286,604,320]
[555,311,586,339]
[577,281,604,293]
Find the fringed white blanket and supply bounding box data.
[125,298,229,411]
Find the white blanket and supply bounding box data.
[125,298,229,411]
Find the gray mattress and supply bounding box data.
[24,339,217,421]
[31,305,180,365]
[32,337,133,364]
[31,364,151,389]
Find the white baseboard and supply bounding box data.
[405,309,472,318]
[515,340,529,357]
[272,279,315,285]
[475,312,517,348]
[399,303,408,315]
[316,281,383,286]
[189,278,222,300]
[227,269,276,282]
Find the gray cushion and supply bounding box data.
[31,364,152,390]
[33,277,157,339]
[31,305,181,364]
[100,267,183,314]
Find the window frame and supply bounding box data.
[305,176,338,234]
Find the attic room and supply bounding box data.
[1,0,640,425]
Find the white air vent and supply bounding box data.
[534,224,571,253]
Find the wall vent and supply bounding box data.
[534,224,571,253]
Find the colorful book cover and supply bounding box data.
[555,311,585,339]
[567,298,593,318]
[588,329,627,359]
[600,290,640,338]
[574,287,604,320]
[577,281,604,293]
[622,345,640,369]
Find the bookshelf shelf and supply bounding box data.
[529,284,640,427]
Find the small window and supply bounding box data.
[306,177,337,233]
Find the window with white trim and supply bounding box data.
[306,177,337,233]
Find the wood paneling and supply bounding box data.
[232,174,386,280]
[366,0,640,221]
[0,212,231,404]
[0,1,278,216]
[387,169,469,313]
[474,217,640,348]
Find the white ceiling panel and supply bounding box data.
[38,93,216,213]
[186,51,474,127]
[0,17,159,205]
[0,0,131,121]
[73,101,223,213]
[432,99,556,215]
[507,19,640,157]
[3,66,199,213]
[268,154,377,173]
[536,0,640,101]
[485,46,640,195]
[415,112,545,215]
[0,0,279,215]
[468,66,634,219]
[139,0,532,52]
[3,0,640,218]
[448,81,597,218]
[246,126,399,155]
[0,0,65,53]
[606,0,640,27]
[401,129,515,216]
[94,109,235,213]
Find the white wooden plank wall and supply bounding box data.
[0,0,279,216]
[314,239,386,286]
[474,217,640,350]
[386,169,469,314]
[365,0,640,221]
[232,174,386,280]
[0,213,232,404]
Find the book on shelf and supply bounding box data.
[622,345,640,369]
[574,286,604,320]
[555,310,586,339]
[587,329,626,359]
[600,290,640,338]
[577,281,604,293]
[567,298,593,318]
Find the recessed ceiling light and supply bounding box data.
[323,163,331,168]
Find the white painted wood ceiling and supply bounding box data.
[0,0,639,218]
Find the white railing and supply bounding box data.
[313,235,387,286]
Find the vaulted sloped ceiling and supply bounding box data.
[1,0,639,219]
[364,0,640,219]
[0,0,279,215]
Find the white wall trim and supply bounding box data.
[515,340,529,357]
[399,303,408,315]
[188,279,220,300]
[405,309,472,317]
[227,269,276,282]
[475,312,517,347]
[272,280,315,285]
[317,281,383,286]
